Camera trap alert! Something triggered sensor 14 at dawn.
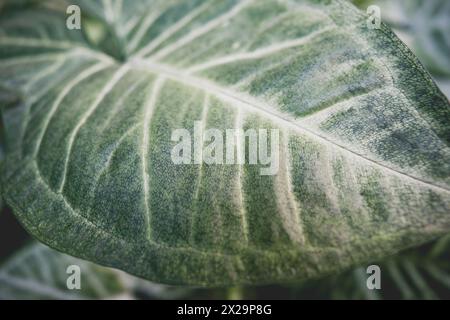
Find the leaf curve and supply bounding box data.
[1,0,450,286]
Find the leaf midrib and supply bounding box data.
[129,58,450,194]
[19,40,447,195]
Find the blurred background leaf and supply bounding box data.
[0,242,126,299]
[0,240,192,300]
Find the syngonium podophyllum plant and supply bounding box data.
[0,0,449,286]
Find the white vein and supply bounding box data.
[142,77,165,241]
[127,11,162,53]
[135,1,212,58]
[58,65,130,193]
[34,62,111,158]
[99,77,147,132]
[147,0,253,61]
[190,93,209,244]
[278,128,305,244]
[186,26,333,73]
[75,47,116,64]
[193,93,209,200]
[232,52,299,89]
[234,108,249,243]
[93,124,140,190]
[24,58,66,95]
[0,53,64,68]
[114,0,123,20]
[122,16,141,37]
[0,37,78,49]
[298,87,386,126]
[130,59,450,194]
[102,0,115,23]
[0,38,114,65]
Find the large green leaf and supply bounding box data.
[1,0,450,286]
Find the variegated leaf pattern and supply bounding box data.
[1,0,449,285]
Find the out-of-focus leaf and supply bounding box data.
[0,242,127,299]
[354,0,450,77]
[402,0,450,77]
[327,234,450,299]
[0,242,191,300]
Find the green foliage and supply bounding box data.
[0,241,191,299]
[0,0,449,287]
